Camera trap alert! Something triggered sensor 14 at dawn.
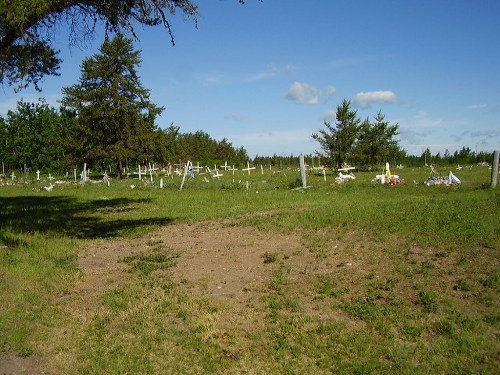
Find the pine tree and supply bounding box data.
[312,100,361,169]
[353,111,402,167]
[61,34,163,178]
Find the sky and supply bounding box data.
[1,0,500,158]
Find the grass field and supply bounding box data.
[1,165,499,374]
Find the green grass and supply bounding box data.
[1,165,499,374]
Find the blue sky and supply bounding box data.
[1,0,499,157]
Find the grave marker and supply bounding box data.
[212,170,223,179]
[179,160,193,191]
[242,162,255,175]
[82,163,87,183]
[492,150,499,188]
[193,162,203,173]
[228,165,238,176]
[299,154,307,188]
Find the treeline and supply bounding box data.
[252,147,495,171]
[403,147,493,167]
[0,99,248,175]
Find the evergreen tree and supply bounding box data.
[61,34,163,178]
[353,111,403,167]
[312,99,361,169]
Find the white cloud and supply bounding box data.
[284,81,320,105]
[352,90,398,108]
[270,64,296,74]
[248,64,296,82]
[325,85,336,96]
[466,104,487,109]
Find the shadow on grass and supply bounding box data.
[0,196,173,241]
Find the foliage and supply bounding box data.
[404,146,492,167]
[0,0,200,91]
[312,99,361,169]
[0,98,249,175]
[0,99,66,173]
[352,111,405,168]
[312,100,405,170]
[61,34,163,178]
[173,130,248,166]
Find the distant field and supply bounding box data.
[1,165,499,374]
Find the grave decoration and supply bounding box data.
[335,165,356,184]
[373,163,402,185]
[424,171,461,186]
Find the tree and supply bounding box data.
[170,129,248,165]
[1,99,65,173]
[312,99,361,169]
[149,124,180,166]
[61,34,163,178]
[353,111,403,167]
[0,0,254,92]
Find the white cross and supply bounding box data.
[212,170,223,179]
[193,162,203,173]
[228,165,238,176]
[36,170,40,181]
[242,162,255,175]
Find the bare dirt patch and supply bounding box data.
[4,218,411,374]
[70,220,308,330]
[71,219,304,307]
[0,353,46,375]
